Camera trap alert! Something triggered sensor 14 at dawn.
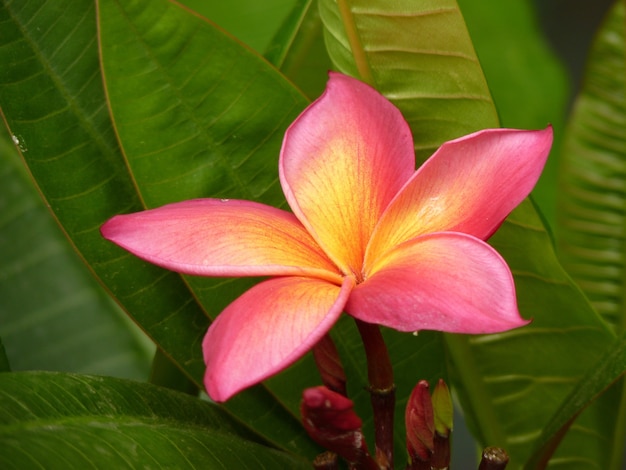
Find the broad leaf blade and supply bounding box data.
[459,200,616,465]
[319,0,498,163]
[0,126,152,379]
[318,0,616,466]
[0,0,207,389]
[524,332,626,469]
[0,0,315,455]
[97,0,319,454]
[179,0,296,53]
[555,1,626,467]
[457,0,569,224]
[0,371,310,469]
[556,0,625,330]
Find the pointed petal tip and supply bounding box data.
[202,276,355,402]
[279,71,415,274]
[353,233,531,335]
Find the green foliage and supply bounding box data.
[319,0,498,164]
[557,0,625,330]
[555,1,626,467]
[0,126,152,379]
[0,0,624,468]
[0,372,310,469]
[525,331,626,469]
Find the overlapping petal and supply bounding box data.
[203,276,355,402]
[101,199,341,282]
[280,72,415,277]
[348,232,528,334]
[364,127,553,267]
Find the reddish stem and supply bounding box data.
[356,319,395,469]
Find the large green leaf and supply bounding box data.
[97,0,321,454]
[0,0,205,383]
[318,0,616,466]
[319,0,498,164]
[556,0,625,330]
[525,331,626,469]
[457,0,569,225]
[555,1,626,467]
[0,0,315,456]
[464,202,617,467]
[0,371,310,469]
[0,126,152,379]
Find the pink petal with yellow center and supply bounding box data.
[365,127,552,266]
[101,199,341,282]
[203,276,355,402]
[280,73,415,277]
[348,232,528,334]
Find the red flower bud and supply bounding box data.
[405,380,435,463]
[301,386,375,467]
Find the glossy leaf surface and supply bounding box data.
[0,0,314,455]
[0,372,310,469]
[457,0,569,223]
[319,0,498,163]
[318,0,616,466]
[524,331,626,469]
[0,127,152,378]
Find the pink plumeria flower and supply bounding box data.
[101,73,552,402]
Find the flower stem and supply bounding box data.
[356,319,395,469]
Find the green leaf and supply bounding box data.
[556,0,625,330]
[457,0,569,225]
[524,332,626,469]
[0,0,315,455]
[265,0,333,99]
[319,0,498,164]
[0,0,206,388]
[555,1,626,467]
[0,371,310,469]
[97,0,318,455]
[318,0,616,466]
[0,125,152,379]
[455,200,616,466]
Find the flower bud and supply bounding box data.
[405,380,435,463]
[300,386,372,465]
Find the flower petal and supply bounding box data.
[203,276,354,402]
[101,199,341,282]
[365,127,552,266]
[348,232,529,334]
[280,73,415,277]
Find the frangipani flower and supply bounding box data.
[101,73,552,402]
